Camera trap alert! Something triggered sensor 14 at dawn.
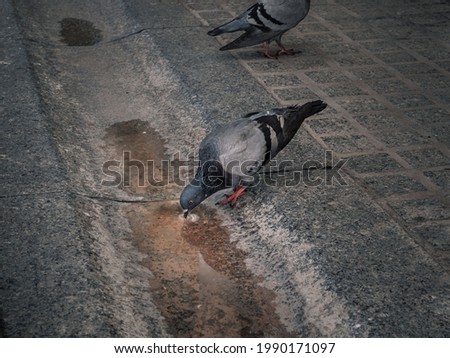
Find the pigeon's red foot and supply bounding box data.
[262,42,278,60]
[262,42,297,59]
[219,185,246,207]
[276,46,296,57]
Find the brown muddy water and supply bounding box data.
[104,120,291,337]
[126,202,291,338]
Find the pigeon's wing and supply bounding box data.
[211,0,310,50]
[244,100,328,160]
[200,118,268,181]
[220,27,284,51]
[200,100,327,173]
[260,0,311,30]
[207,3,259,36]
[218,1,291,50]
[244,0,309,32]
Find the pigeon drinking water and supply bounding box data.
[180,100,327,217]
[207,0,311,58]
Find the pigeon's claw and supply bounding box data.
[262,42,278,60]
[276,47,296,56]
[219,185,246,207]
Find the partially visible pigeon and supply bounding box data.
[208,0,311,58]
[180,100,327,217]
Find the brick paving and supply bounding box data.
[184,0,450,269]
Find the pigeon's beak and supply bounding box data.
[183,209,189,219]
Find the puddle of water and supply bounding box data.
[105,120,290,336]
[126,201,292,337]
[103,119,174,196]
[59,18,102,46]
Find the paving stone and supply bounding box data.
[360,40,400,53]
[399,37,446,51]
[368,17,406,29]
[366,78,413,94]
[300,23,329,33]
[407,13,448,26]
[290,55,328,70]
[344,29,384,41]
[322,134,375,153]
[398,148,450,168]
[417,48,450,61]
[337,97,387,113]
[197,10,229,22]
[233,49,272,61]
[354,113,402,132]
[361,175,427,197]
[314,5,354,21]
[330,17,371,31]
[373,129,432,148]
[389,198,450,223]
[426,122,450,147]
[256,74,303,87]
[319,42,360,55]
[350,66,394,80]
[273,87,319,102]
[387,93,435,109]
[226,1,250,13]
[306,115,355,135]
[302,33,343,43]
[380,24,426,38]
[341,5,388,19]
[408,73,450,90]
[433,89,450,104]
[244,60,290,73]
[305,69,349,83]
[290,42,323,57]
[346,153,403,173]
[436,60,450,72]
[393,63,439,75]
[423,170,450,191]
[375,51,418,64]
[276,33,323,56]
[321,82,367,97]
[403,108,450,126]
[333,53,377,67]
[415,224,450,252]
[186,3,218,11]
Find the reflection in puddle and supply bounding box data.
[126,202,291,337]
[59,18,102,46]
[103,119,176,196]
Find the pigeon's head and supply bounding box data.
[180,160,226,218]
[179,177,208,218]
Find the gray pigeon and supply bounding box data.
[180,100,327,217]
[207,0,311,58]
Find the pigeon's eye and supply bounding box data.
[188,199,194,205]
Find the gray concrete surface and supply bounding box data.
[1,0,449,337]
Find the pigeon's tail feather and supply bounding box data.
[295,100,328,119]
[280,101,327,142]
[208,18,250,37]
[283,100,327,122]
[220,28,280,51]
